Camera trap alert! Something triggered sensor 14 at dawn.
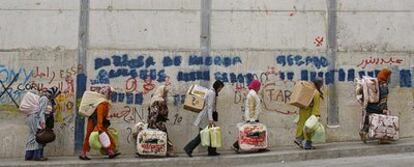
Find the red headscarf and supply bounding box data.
[248,80,261,92]
[377,69,392,83]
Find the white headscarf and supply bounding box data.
[150,85,170,105]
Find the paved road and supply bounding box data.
[237,152,414,167]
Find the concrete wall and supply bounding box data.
[0,0,80,157]
[0,0,413,158]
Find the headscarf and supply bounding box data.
[248,80,261,92]
[99,86,114,100]
[312,77,324,99]
[45,86,61,99]
[150,85,170,105]
[377,68,392,83]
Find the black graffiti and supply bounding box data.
[0,74,20,107]
[173,113,183,125]
[17,82,41,91]
[126,127,133,144]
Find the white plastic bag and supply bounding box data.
[99,132,111,148]
[19,92,40,115]
[304,115,319,132]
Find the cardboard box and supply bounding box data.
[183,85,209,113]
[289,81,316,108]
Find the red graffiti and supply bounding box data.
[314,36,324,47]
[32,67,55,84]
[109,108,131,119]
[143,77,155,94]
[109,106,146,123]
[125,78,138,92]
[64,76,74,93]
[32,65,82,84]
[234,83,245,92]
[261,82,298,115]
[357,57,403,69]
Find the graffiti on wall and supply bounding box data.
[357,57,403,69]
[0,65,33,106]
[274,54,412,88]
[0,64,77,129]
[92,53,413,119]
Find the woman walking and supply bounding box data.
[359,69,392,144]
[294,78,324,150]
[147,85,176,156]
[25,87,61,161]
[232,80,263,152]
[79,86,120,160]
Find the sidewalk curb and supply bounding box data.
[2,138,414,167]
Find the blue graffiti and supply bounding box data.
[173,94,186,106]
[93,69,110,84]
[276,55,329,69]
[118,93,125,102]
[126,93,134,104]
[214,72,254,85]
[94,54,169,82]
[294,68,412,87]
[400,70,412,87]
[94,57,111,70]
[0,65,32,85]
[347,69,355,81]
[112,54,155,69]
[163,56,182,67]
[177,71,210,82]
[103,68,165,81]
[135,93,144,105]
[95,54,157,70]
[110,92,144,105]
[189,55,242,67]
[0,88,22,104]
[111,92,118,102]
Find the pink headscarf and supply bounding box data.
[248,80,261,92]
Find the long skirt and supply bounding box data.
[25,113,44,160]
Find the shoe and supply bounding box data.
[33,157,48,161]
[183,149,192,157]
[79,155,91,160]
[359,131,368,144]
[208,152,220,156]
[258,149,270,153]
[294,139,304,149]
[109,152,121,159]
[303,140,315,150]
